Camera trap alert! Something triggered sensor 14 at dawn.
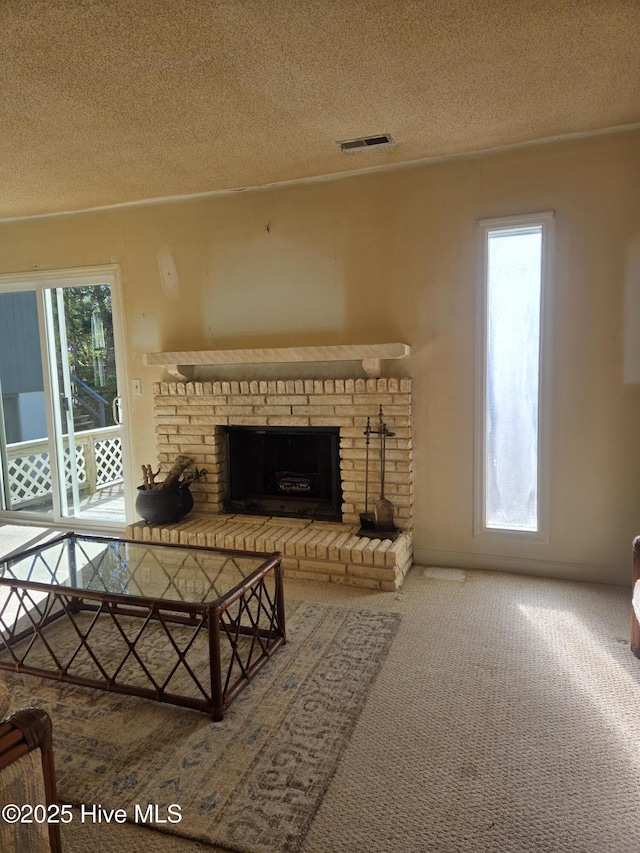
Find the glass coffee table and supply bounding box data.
[0,533,285,720]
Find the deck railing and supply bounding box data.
[6,426,123,508]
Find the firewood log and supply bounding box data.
[160,455,194,490]
[141,464,160,489]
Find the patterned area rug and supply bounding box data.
[2,601,400,853]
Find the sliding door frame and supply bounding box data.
[0,264,133,531]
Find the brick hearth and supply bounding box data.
[126,377,414,589]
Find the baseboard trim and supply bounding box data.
[412,547,628,587]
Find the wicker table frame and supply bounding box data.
[0,534,286,720]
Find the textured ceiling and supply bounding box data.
[2,0,639,220]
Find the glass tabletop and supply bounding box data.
[0,533,275,606]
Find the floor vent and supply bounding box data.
[423,568,467,582]
[337,134,394,152]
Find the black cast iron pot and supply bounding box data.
[135,485,194,524]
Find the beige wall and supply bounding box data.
[1,129,639,584]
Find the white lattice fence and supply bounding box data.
[8,451,53,503]
[64,446,87,486]
[8,446,87,505]
[6,427,121,507]
[94,436,123,487]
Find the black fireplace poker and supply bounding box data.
[358,406,400,540]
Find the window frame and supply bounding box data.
[474,211,555,543]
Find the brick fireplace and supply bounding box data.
[127,376,414,589]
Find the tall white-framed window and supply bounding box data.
[475,212,554,540]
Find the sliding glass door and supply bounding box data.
[0,268,130,528]
[0,290,54,515]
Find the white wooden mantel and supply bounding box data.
[144,343,411,381]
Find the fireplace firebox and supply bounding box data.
[224,426,342,522]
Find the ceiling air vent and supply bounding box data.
[337,134,395,152]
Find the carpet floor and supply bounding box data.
[2,600,399,853]
[1,526,639,852]
[300,567,640,853]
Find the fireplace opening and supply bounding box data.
[224,426,342,522]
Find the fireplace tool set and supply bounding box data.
[358,407,400,540]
